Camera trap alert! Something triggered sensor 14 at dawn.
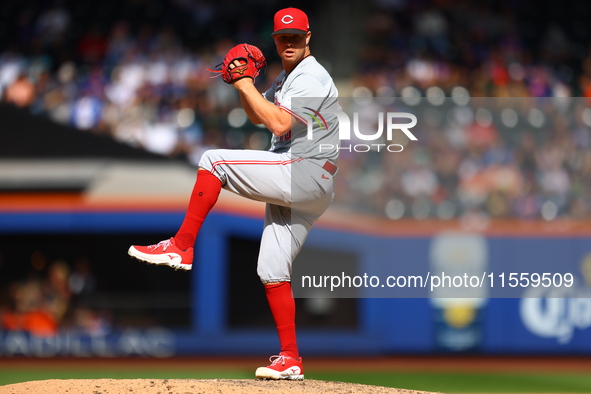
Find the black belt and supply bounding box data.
[322,161,338,176]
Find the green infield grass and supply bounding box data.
[308,371,591,393]
[1,367,590,393]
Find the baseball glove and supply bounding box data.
[208,44,266,84]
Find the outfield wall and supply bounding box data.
[1,208,590,357]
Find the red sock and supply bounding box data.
[174,169,222,250]
[264,281,298,358]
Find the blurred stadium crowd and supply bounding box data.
[0,256,108,336]
[2,0,591,220]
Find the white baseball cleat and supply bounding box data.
[255,353,304,380]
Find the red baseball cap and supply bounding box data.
[272,8,309,36]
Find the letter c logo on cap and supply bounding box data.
[281,15,294,24]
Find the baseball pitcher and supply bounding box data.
[128,7,339,380]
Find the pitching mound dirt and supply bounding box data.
[0,378,439,394]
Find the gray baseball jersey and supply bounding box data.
[199,55,339,283]
[264,56,340,166]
